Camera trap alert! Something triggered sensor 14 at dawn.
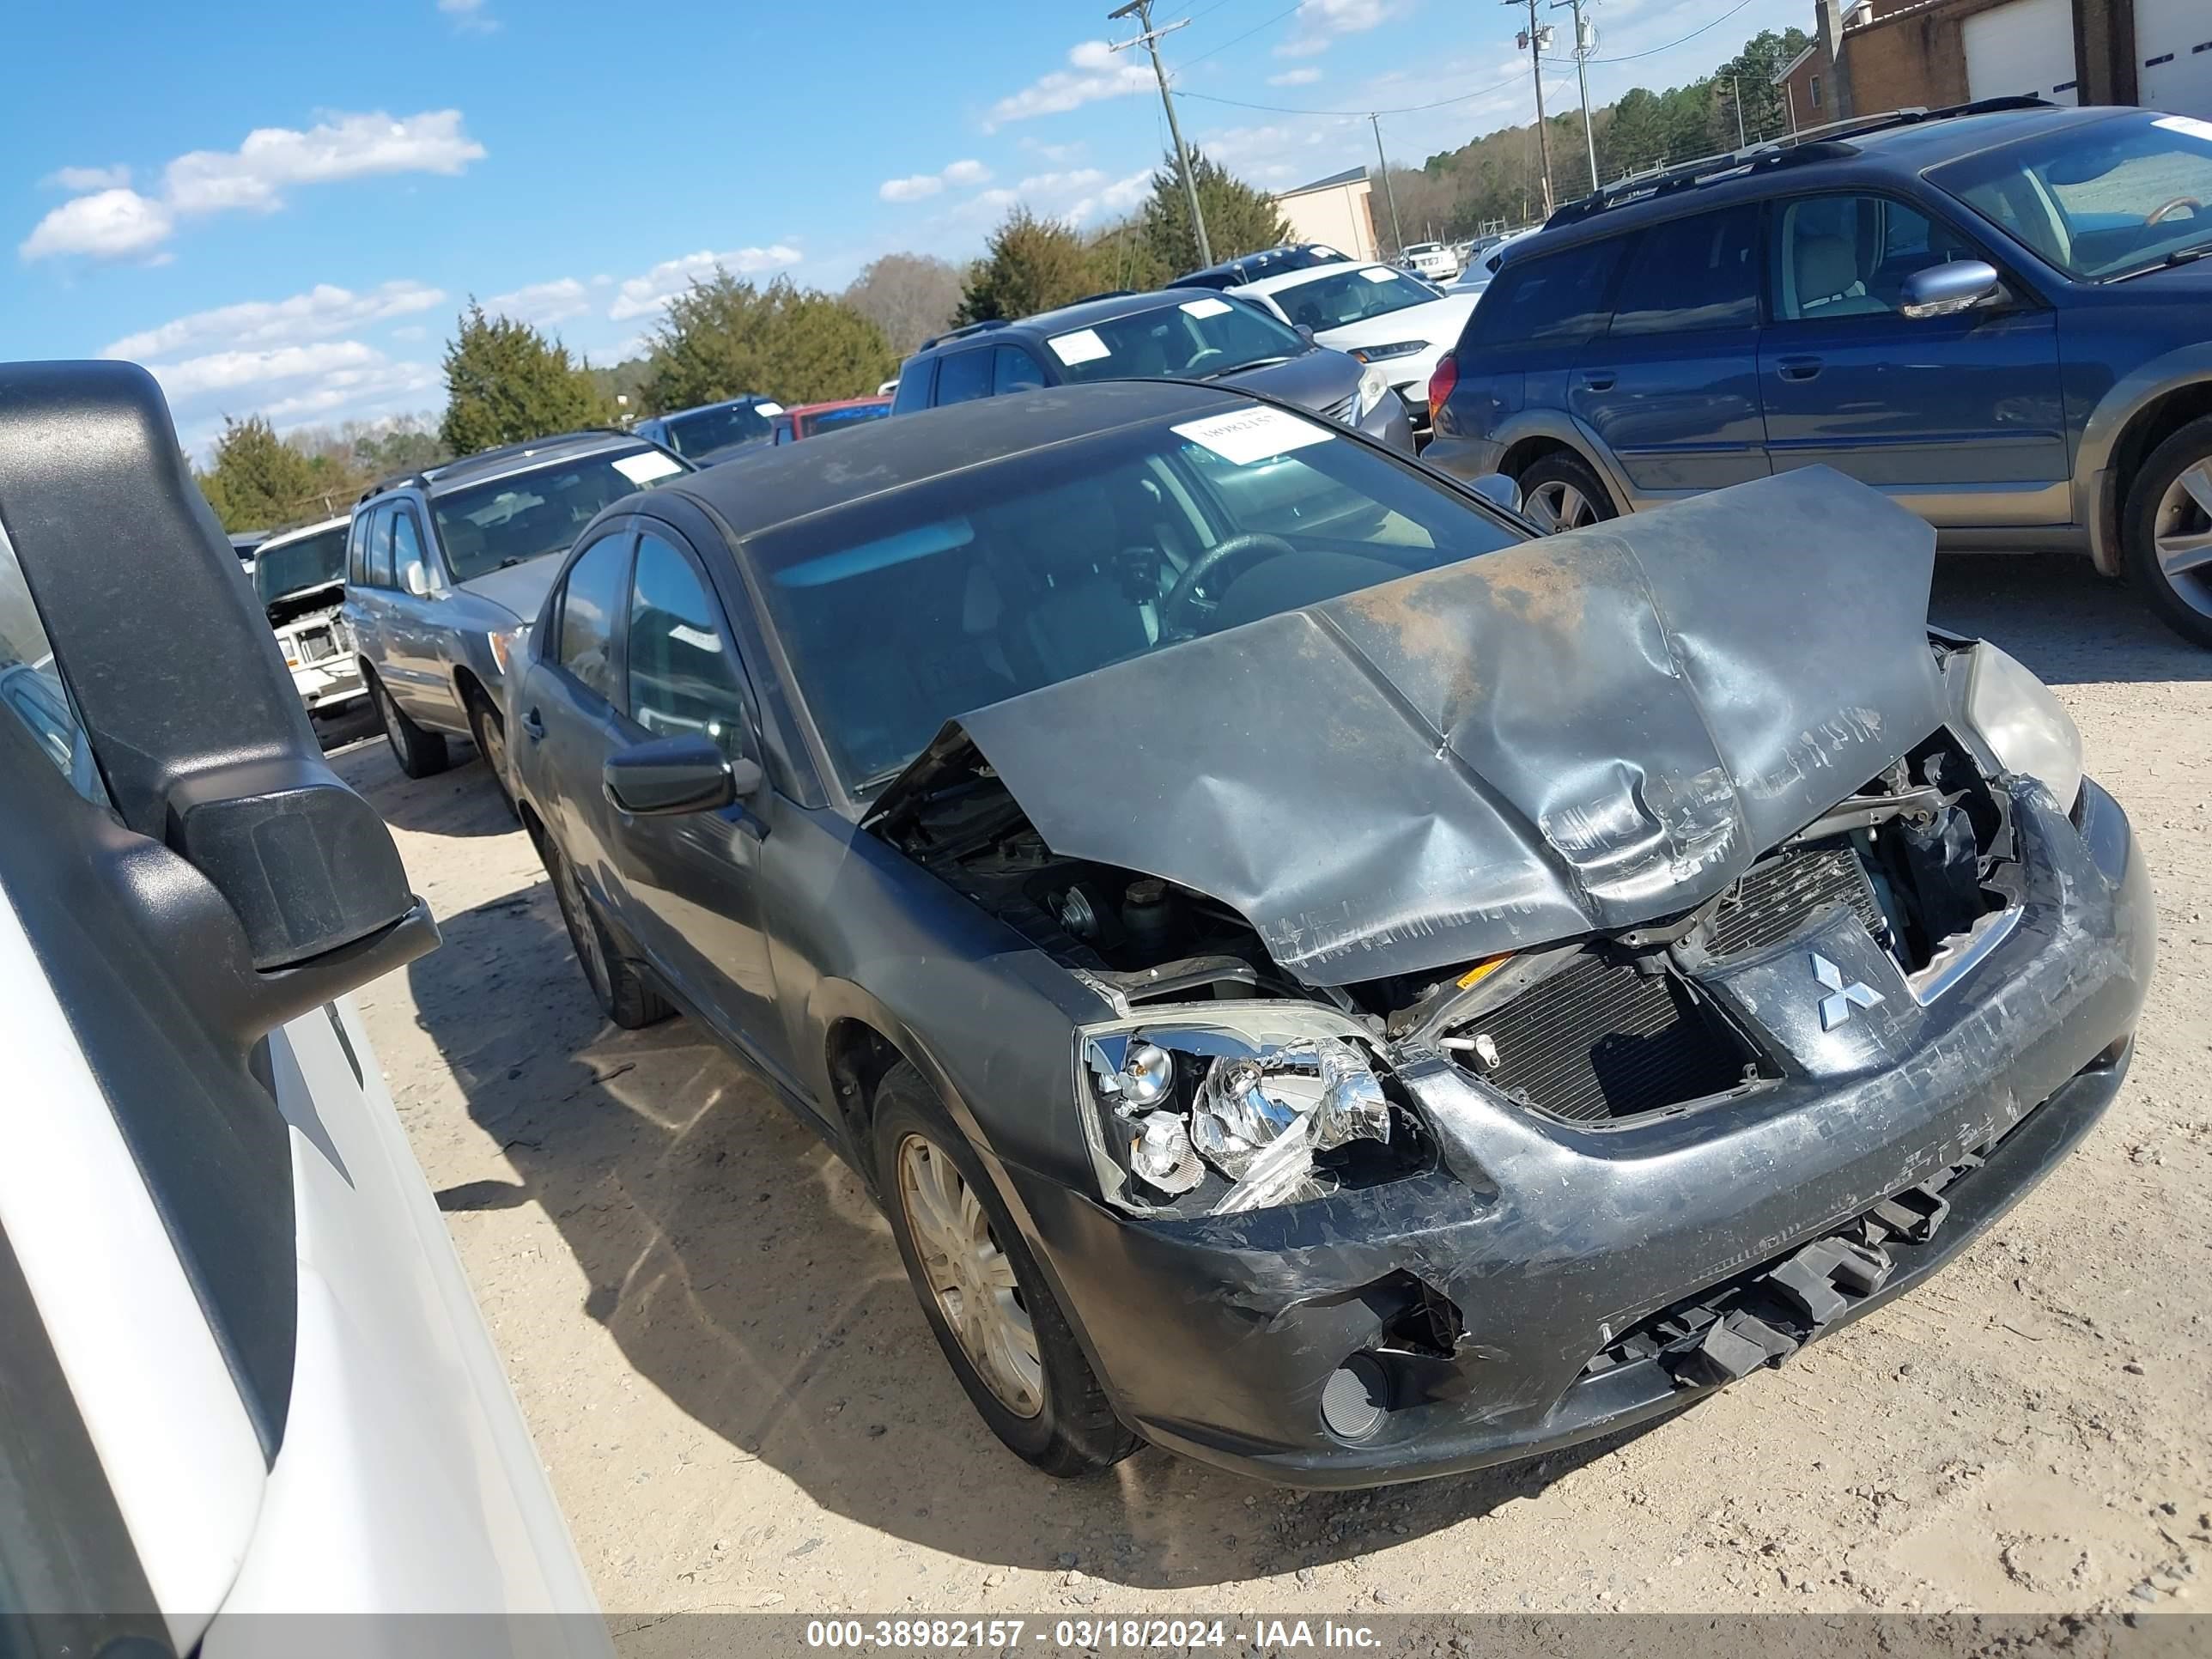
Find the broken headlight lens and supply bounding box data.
[1353,364,1393,421]
[1960,641,2081,812]
[1080,1014,1398,1217]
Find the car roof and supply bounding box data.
[1236,261,1394,295]
[417,429,652,496]
[652,393,775,421]
[665,379,1247,542]
[253,514,350,550]
[789,395,890,415]
[921,289,1224,353]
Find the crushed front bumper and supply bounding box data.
[1016,779,2153,1487]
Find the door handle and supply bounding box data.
[1579,371,1617,392]
[1777,356,1824,382]
[521,708,545,741]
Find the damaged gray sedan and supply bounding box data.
[507,380,2153,1486]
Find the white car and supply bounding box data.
[1399,240,1458,282]
[252,515,367,728]
[0,361,611,1658]
[1225,261,1477,442]
[1447,227,1541,299]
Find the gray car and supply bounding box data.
[344,431,690,798]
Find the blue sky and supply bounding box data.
[3,0,1808,450]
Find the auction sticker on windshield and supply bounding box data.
[1172,405,1334,466]
[1360,267,1399,283]
[1048,329,1112,366]
[2154,115,2212,144]
[614,452,684,484]
[1178,296,1233,319]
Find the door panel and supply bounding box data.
[380,506,465,728]
[1759,192,2069,526]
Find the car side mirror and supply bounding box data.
[604,733,761,816]
[1294,324,1317,347]
[1469,472,1522,514]
[402,558,433,597]
[1900,260,2000,319]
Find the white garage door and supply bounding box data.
[1963,0,2081,106]
[2137,0,2212,117]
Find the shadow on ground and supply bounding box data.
[331,732,514,838]
[1929,553,2209,685]
[406,880,1655,1588]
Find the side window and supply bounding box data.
[1468,238,1626,348]
[890,360,934,416]
[1771,194,1972,321]
[934,349,994,406]
[0,528,109,805]
[365,505,397,589]
[994,348,1047,395]
[627,533,751,755]
[346,513,370,586]
[1607,205,1761,337]
[556,532,630,702]
[389,508,427,588]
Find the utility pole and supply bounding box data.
[1370,113,1404,258]
[1507,0,1555,218]
[1730,75,1747,147]
[1550,0,1599,192]
[1110,0,1212,268]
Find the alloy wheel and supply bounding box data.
[896,1133,1042,1419]
[550,848,612,1006]
[2153,461,2212,621]
[1526,479,1597,533]
[375,681,408,761]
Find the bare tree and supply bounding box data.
[842,253,966,356]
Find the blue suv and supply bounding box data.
[1425,99,2212,646]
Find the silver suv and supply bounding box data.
[344,430,690,800]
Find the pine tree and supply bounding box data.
[957,209,1103,325]
[1139,150,1294,275]
[195,416,331,532]
[439,302,614,457]
[643,274,895,412]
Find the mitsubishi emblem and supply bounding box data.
[1811,952,1883,1030]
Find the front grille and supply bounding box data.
[1320,392,1358,425]
[1472,954,1753,1123]
[1706,842,1883,959]
[296,626,337,664]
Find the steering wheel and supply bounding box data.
[1184,346,1227,373]
[1160,532,1297,633]
[2147,196,2203,226]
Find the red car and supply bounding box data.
[769,395,892,444]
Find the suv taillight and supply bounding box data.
[1426,356,1459,432]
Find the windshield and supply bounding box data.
[745,403,1523,792]
[1268,266,1441,331]
[252,526,348,604]
[662,401,772,458]
[1929,112,2212,280]
[431,448,686,581]
[799,401,890,437]
[1046,298,1309,382]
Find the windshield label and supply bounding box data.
[755,400,786,416]
[1178,296,1233,319]
[1172,406,1334,466]
[2154,115,2212,145]
[1359,267,1398,283]
[614,452,684,484]
[1048,328,1112,365]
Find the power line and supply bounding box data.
[1583,0,1756,64]
[1175,0,1305,70]
[1173,67,1535,118]
[1111,0,1215,265]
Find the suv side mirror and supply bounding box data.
[1900,260,2000,319]
[1293,324,1317,347]
[402,558,433,598]
[604,733,762,816]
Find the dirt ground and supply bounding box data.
[335,553,2211,1631]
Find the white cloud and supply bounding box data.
[483,276,594,325]
[606,244,804,321]
[985,40,1152,129]
[1017,137,1086,164]
[438,0,498,33]
[21,109,486,262]
[390,324,429,342]
[146,340,382,403]
[261,356,441,421]
[1268,67,1323,86]
[41,163,131,191]
[101,280,446,360]
[1279,0,1399,57]
[19,188,173,260]
[880,158,994,202]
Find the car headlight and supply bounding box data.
[1353,364,1393,421]
[1351,340,1429,364]
[1960,641,2082,812]
[486,624,529,678]
[1079,1009,1401,1217]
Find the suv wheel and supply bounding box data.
[465,693,520,821]
[1516,450,1616,533]
[369,672,451,779]
[544,839,672,1029]
[2124,416,2212,648]
[872,1061,1138,1479]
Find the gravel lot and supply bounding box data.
[337,552,2210,1631]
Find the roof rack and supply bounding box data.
[1546,95,2055,228]
[1065,289,1138,306]
[917,318,1011,352]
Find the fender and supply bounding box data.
[1483,406,1642,514]
[2071,339,2212,575]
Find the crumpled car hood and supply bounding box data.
[877,467,1948,987]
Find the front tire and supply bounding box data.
[465,692,520,821]
[369,670,451,778]
[1516,448,1616,534]
[2123,416,2212,648]
[872,1063,1137,1479]
[544,838,672,1029]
